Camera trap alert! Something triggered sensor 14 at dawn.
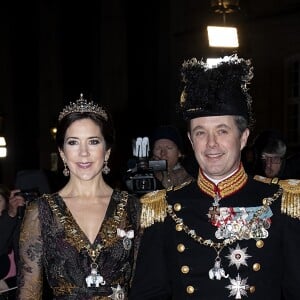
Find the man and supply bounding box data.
[151,125,193,189]
[252,129,300,179]
[129,55,300,299]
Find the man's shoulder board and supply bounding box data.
[173,179,194,191]
[254,175,300,219]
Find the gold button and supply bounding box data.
[174,203,182,211]
[249,286,256,293]
[186,285,194,294]
[256,240,264,248]
[253,263,261,271]
[181,265,190,274]
[177,243,185,252]
[176,224,183,231]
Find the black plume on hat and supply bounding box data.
[178,54,254,125]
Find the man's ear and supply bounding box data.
[187,132,194,149]
[240,128,250,150]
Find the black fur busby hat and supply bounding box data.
[178,54,254,126]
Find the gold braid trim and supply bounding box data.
[140,189,167,228]
[253,175,272,184]
[173,179,194,191]
[254,175,300,219]
[199,164,247,198]
[44,192,128,252]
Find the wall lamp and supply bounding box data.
[50,127,57,140]
[0,136,7,158]
[207,26,238,48]
[207,0,240,48]
[0,116,7,158]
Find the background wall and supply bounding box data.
[1,0,300,187]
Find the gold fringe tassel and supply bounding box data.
[140,189,167,228]
[279,179,300,219]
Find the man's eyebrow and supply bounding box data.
[215,123,231,129]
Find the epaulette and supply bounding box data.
[140,189,167,228]
[254,175,300,219]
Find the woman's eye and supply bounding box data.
[90,139,100,145]
[67,140,77,145]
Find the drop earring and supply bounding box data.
[63,161,70,177]
[102,160,110,175]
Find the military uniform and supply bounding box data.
[129,165,300,299]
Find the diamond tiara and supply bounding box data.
[58,94,108,121]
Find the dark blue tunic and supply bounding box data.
[130,176,300,299]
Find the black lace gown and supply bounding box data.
[17,190,141,300]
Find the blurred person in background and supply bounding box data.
[252,129,300,179]
[151,125,194,189]
[0,184,25,298]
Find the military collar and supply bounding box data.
[197,164,248,198]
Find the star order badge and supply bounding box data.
[109,284,125,300]
[226,243,251,269]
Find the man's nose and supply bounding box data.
[207,133,218,148]
[265,159,273,167]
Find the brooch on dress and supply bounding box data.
[117,228,134,250]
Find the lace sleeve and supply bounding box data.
[17,200,43,300]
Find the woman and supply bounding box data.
[17,94,141,300]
